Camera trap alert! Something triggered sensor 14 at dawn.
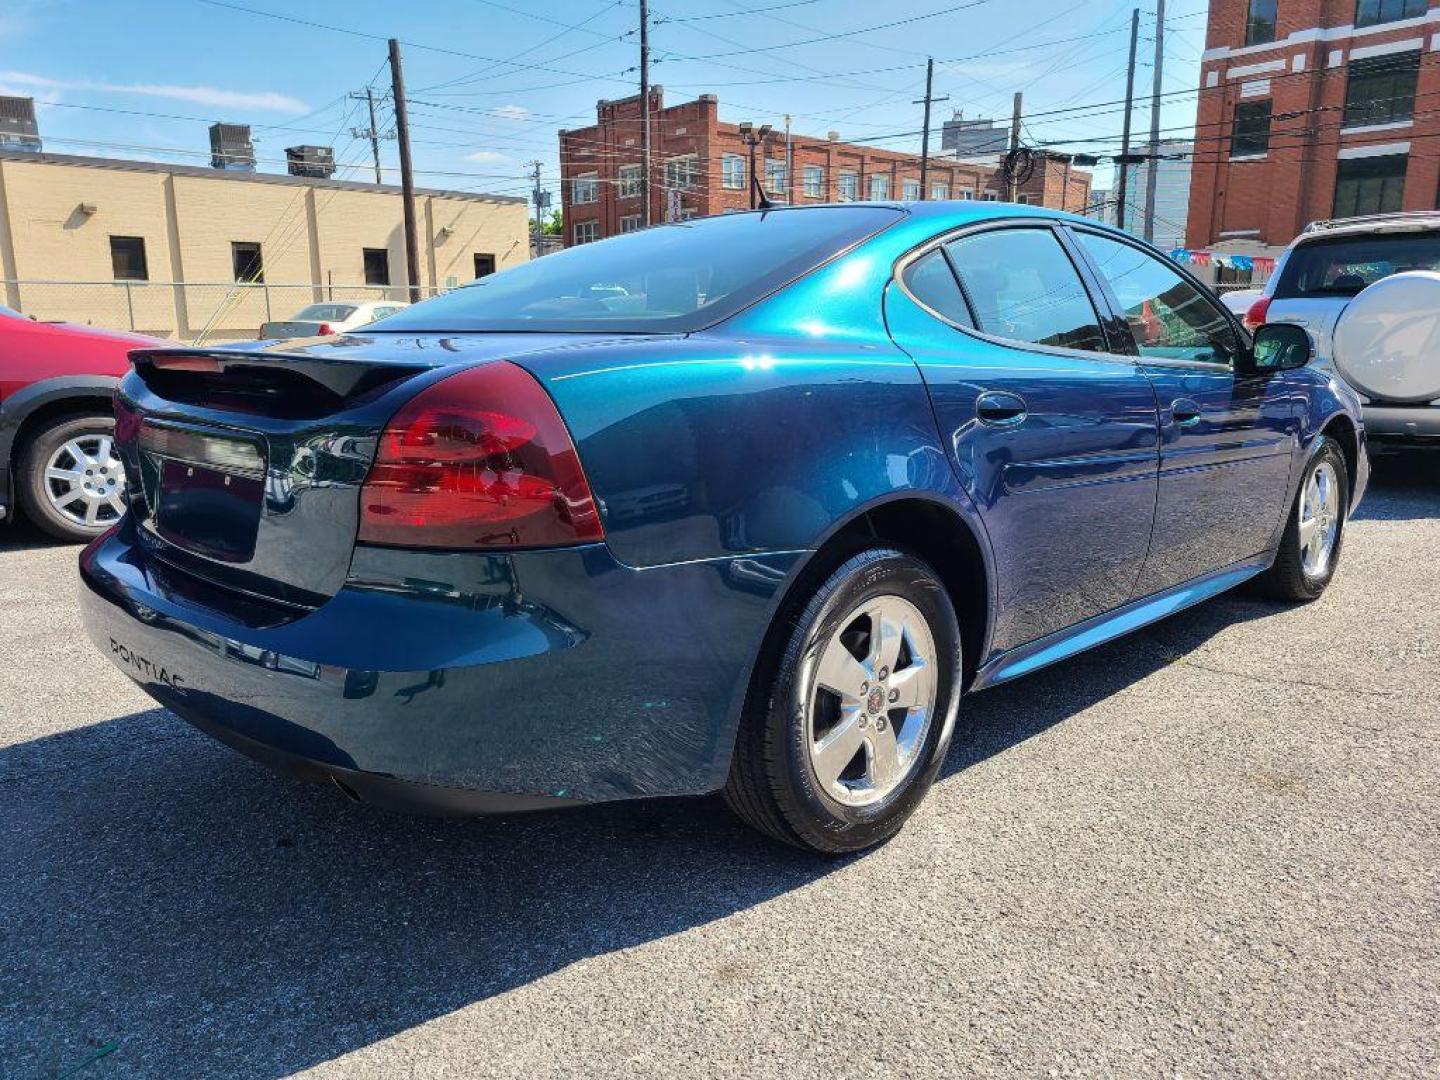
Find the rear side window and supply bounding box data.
[901,249,973,327]
[945,228,1106,352]
[1074,230,1241,366]
[1273,233,1440,299]
[295,303,358,321]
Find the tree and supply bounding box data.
[541,208,563,235]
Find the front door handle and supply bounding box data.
[1170,398,1202,427]
[976,390,1028,427]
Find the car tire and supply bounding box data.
[1255,436,1349,603]
[18,413,127,543]
[724,548,962,854]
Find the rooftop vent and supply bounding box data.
[209,123,255,171]
[285,144,335,179]
[0,96,42,153]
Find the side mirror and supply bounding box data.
[1248,322,1313,373]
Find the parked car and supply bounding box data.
[81,204,1367,853]
[1243,211,1440,444]
[258,300,408,340]
[1219,286,1263,317]
[0,305,163,541]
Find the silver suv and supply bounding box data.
[1250,212,1440,444]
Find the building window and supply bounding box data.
[678,207,698,221]
[931,181,949,200]
[231,241,263,284]
[618,164,642,199]
[573,173,599,205]
[980,191,999,201]
[1244,0,1277,45]
[1232,100,1272,156]
[868,174,890,200]
[762,158,788,199]
[1017,194,1034,205]
[473,253,496,277]
[837,172,859,201]
[619,214,642,233]
[1344,52,1420,127]
[803,165,824,198]
[902,179,921,201]
[957,188,974,200]
[363,248,390,286]
[722,154,745,190]
[108,236,148,281]
[665,155,698,191]
[573,220,600,245]
[1333,154,1407,217]
[1355,0,1426,28]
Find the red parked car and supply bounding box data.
[0,304,160,541]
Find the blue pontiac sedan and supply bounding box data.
[81,203,1367,853]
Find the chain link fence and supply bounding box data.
[1,280,445,344]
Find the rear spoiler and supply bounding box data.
[129,346,429,401]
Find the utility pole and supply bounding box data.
[913,58,948,200]
[639,0,651,227]
[388,38,421,302]
[1116,7,1140,232]
[527,159,544,257]
[1143,0,1166,243]
[349,88,384,184]
[1007,92,1023,202]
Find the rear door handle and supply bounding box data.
[1170,398,1202,427]
[976,390,1028,427]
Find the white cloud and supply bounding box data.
[492,104,530,121]
[466,150,513,165]
[0,71,308,113]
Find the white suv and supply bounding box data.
[1247,212,1440,444]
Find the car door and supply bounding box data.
[1067,227,1298,596]
[884,222,1160,654]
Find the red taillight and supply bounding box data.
[317,322,335,335]
[1243,294,1272,331]
[358,361,604,550]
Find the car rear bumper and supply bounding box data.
[79,521,798,811]
[1363,403,1440,443]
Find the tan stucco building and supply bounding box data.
[0,151,529,340]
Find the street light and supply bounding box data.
[738,121,773,210]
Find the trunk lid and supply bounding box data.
[116,332,633,610]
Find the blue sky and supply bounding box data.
[0,0,1210,206]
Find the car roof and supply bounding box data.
[1294,211,1440,245]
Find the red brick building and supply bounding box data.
[558,89,1093,246]
[1187,0,1440,254]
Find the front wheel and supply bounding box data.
[724,548,962,854]
[1256,436,1349,602]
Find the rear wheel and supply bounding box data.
[1256,437,1348,602]
[724,548,962,854]
[19,414,127,542]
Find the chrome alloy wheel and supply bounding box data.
[44,434,126,529]
[1298,460,1341,579]
[807,594,938,807]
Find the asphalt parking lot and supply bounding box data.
[2,453,1438,1079]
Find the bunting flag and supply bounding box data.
[1168,249,1276,274]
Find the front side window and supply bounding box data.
[109,236,148,281]
[901,249,972,327]
[1232,100,1273,157]
[573,173,599,205]
[803,165,824,198]
[618,164,643,199]
[1344,52,1420,127]
[573,219,600,245]
[1245,0,1277,45]
[232,241,263,284]
[868,174,890,200]
[1333,154,1408,217]
[372,206,903,334]
[721,154,745,190]
[363,247,390,286]
[1074,230,1241,365]
[945,228,1106,352]
[838,172,859,201]
[1355,0,1426,27]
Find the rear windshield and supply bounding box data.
[370,206,903,334]
[293,303,358,321]
[1274,233,1440,299]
